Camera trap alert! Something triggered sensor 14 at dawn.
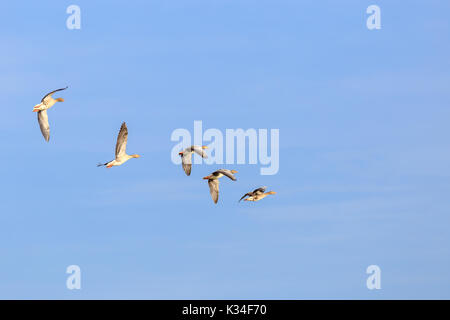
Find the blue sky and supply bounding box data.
[0,0,449,299]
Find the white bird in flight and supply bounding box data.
[97,122,141,168]
[203,169,238,204]
[33,87,68,142]
[178,145,208,176]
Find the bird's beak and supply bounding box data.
[32,109,39,112]
[202,146,208,149]
[178,152,183,155]
[203,176,211,180]
[231,170,238,174]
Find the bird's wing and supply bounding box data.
[41,86,68,103]
[208,179,220,204]
[192,146,208,158]
[37,110,50,142]
[239,193,251,202]
[115,122,128,158]
[253,186,267,195]
[216,169,237,181]
[181,152,192,176]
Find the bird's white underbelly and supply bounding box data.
[42,99,56,110]
[115,155,130,165]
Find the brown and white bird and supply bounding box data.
[179,145,208,176]
[244,190,276,202]
[239,186,268,202]
[32,87,68,142]
[203,169,238,204]
[97,122,141,168]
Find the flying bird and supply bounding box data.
[179,145,208,176]
[33,87,68,142]
[203,169,238,204]
[97,122,141,168]
[243,190,276,202]
[239,186,268,202]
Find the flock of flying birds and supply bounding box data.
[33,87,277,204]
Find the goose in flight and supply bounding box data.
[239,186,268,202]
[179,145,208,176]
[203,169,238,204]
[244,190,276,202]
[97,122,141,168]
[32,87,68,142]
